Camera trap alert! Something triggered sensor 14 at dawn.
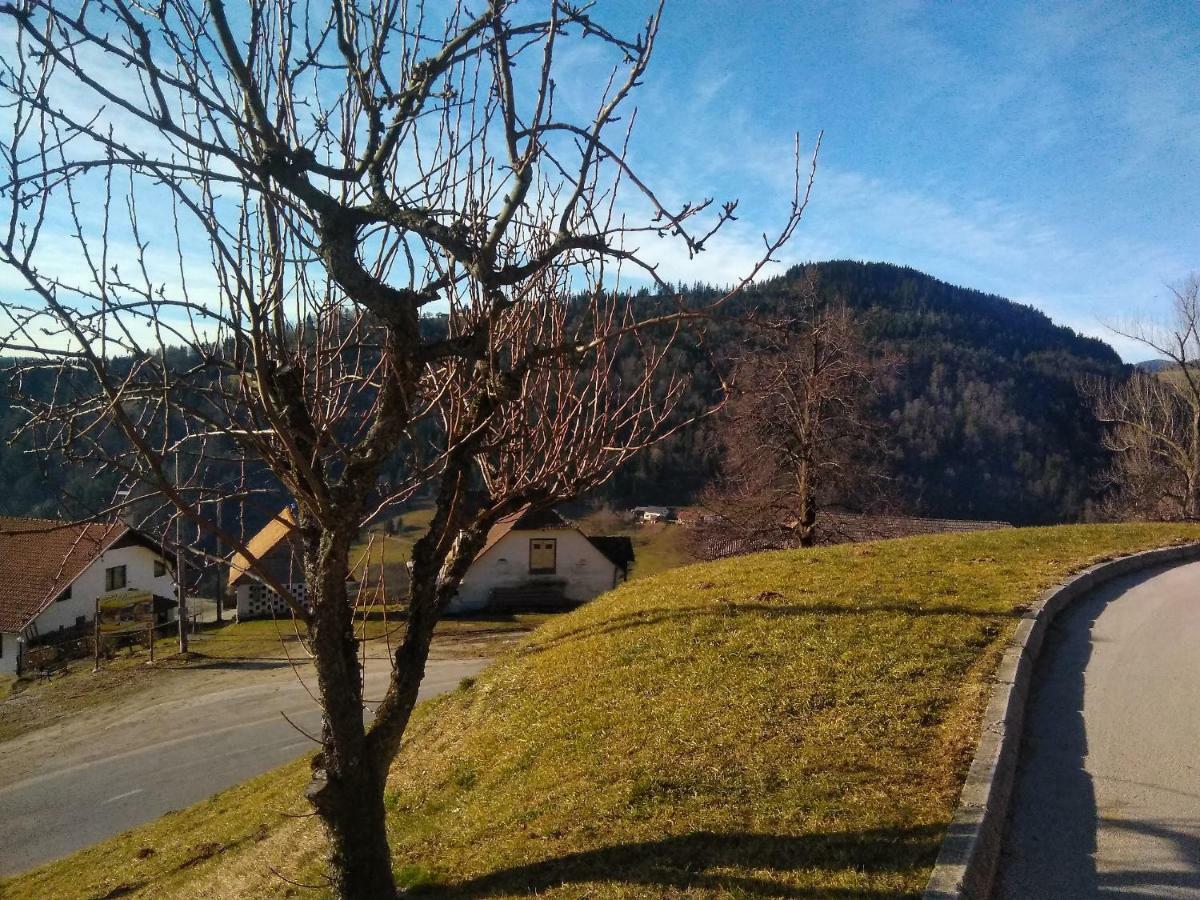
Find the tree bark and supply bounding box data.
[304,523,397,899]
[796,457,817,547]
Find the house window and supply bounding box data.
[105,564,127,591]
[154,559,167,577]
[529,538,557,575]
[57,585,72,602]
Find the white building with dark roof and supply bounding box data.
[449,507,633,613]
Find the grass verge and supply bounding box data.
[5,523,1199,899]
[0,617,541,747]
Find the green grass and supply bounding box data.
[625,522,695,579]
[573,512,697,580]
[189,615,550,662]
[6,523,1200,899]
[351,506,437,580]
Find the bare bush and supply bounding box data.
[699,276,891,551]
[1086,275,1200,520]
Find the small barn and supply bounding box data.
[449,508,633,614]
[227,508,306,620]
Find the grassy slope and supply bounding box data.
[571,513,698,581]
[7,523,1200,899]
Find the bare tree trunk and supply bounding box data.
[1089,275,1200,521]
[304,526,395,898]
[796,457,818,547]
[701,290,886,553]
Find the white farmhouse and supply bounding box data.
[226,506,633,618]
[0,517,177,675]
[449,508,633,613]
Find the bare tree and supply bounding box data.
[700,278,889,552]
[1086,275,1200,520]
[0,1,813,894]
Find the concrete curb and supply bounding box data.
[923,541,1200,900]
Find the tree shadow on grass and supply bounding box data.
[519,600,1019,659]
[410,826,943,898]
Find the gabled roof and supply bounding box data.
[587,535,635,573]
[476,506,635,571]
[0,518,142,633]
[228,507,299,589]
[476,507,573,561]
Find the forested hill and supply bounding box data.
[0,261,1125,526]
[606,261,1126,525]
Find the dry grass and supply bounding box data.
[6,523,1200,899]
[573,512,697,581]
[0,646,189,745]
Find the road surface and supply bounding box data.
[0,655,487,875]
[995,559,1200,898]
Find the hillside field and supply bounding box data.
[5,523,1199,899]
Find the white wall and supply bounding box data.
[449,528,621,613]
[0,632,14,675]
[234,581,307,620]
[28,543,176,639]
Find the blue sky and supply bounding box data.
[593,0,1200,360]
[2,2,1195,361]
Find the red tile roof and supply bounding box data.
[0,517,132,633]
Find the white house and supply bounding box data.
[449,508,633,613]
[226,506,633,618]
[0,517,177,675]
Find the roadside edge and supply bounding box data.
[922,541,1200,900]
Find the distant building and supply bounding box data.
[630,505,674,524]
[450,508,633,613]
[228,506,635,618]
[0,517,176,675]
[227,508,305,620]
[674,508,720,528]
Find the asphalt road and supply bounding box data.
[0,655,487,876]
[995,559,1200,898]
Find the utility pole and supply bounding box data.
[214,496,224,624]
[176,451,189,654]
